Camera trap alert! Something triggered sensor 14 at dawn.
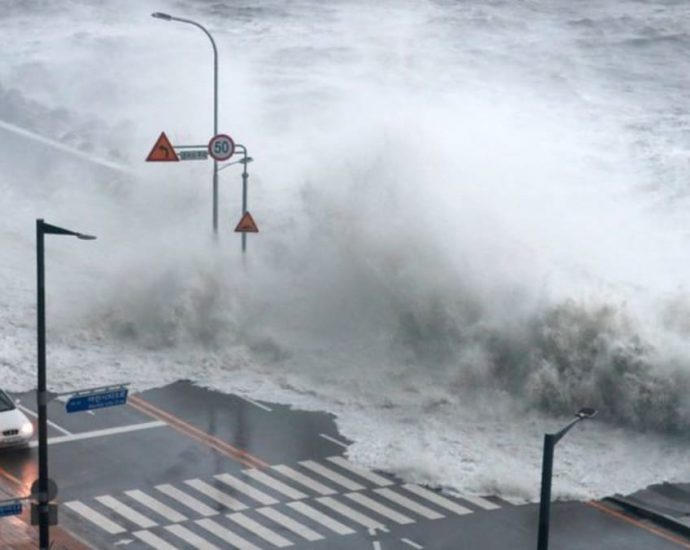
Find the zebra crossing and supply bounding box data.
[64,456,512,549]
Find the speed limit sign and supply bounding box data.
[208,134,235,161]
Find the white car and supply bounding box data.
[0,390,33,448]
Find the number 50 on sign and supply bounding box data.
[208,134,235,161]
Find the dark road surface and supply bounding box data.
[0,381,688,549]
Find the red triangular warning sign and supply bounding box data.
[146,132,179,162]
[235,212,259,233]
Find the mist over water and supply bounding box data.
[2,0,690,500]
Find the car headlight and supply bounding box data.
[20,422,33,436]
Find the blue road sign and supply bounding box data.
[0,501,22,517]
[66,387,128,414]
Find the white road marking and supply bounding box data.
[244,469,308,500]
[402,485,472,515]
[125,490,187,523]
[373,542,381,550]
[374,488,444,520]
[345,492,414,524]
[462,495,501,510]
[287,501,355,535]
[215,473,278,505]
[28,421,165,448]
[196,518,261,550]
[228,512,293,547]
[499,495,526,505]
[165,524,220,550]
[96,495,157,528]
[317,497,386,530]
[401,537,425,549]
[299,460,365,491]
[257,506,324,541]
[18,405,71,435]
[272,465,336,495]
[64,501,126,534]
[132,530,176,550]
[319,433,348,448]
[326,456,393,486]
[155,484,217,517]
[185,478,248,511]
[236,395,273,412]
[114,539,134,546]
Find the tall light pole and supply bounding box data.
[537,407,597,550]
[36,219,95,549]
[219,144,253,253]
[152,12,220,236]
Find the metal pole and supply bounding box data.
[166,17,218,235]
[241,149,248,253]
[36,219,50,549]
[537,433,554,550]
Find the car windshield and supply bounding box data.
[0,391,16,412]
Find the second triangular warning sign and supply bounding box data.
[146,132,179,162]
[235,212,259,233]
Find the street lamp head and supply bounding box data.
[243,157,254,164]
[575,407,597,419]
[76,233,97,240]
[151,12,172,20]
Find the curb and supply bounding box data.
[604,495,690,540]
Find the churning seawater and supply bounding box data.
[1,0,690,501]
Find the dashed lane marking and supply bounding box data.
[401,537,425,549]
[374,488,444,520]
[165,523,220,550]
[228,511,293,547]
[95,495,157,529]
[257,506,324,542]
[155,484,217,517]
[243,468,308,500]
[125,489,187,523]
[319,433,349,448]
[287,501,355,535]
[299,460,365,491]
[402,484,473,515]
[184,478,248,511]
[272,464,337,496]
[196,518,261,550]
[236,395,273,412]
[327,456,393,487]
[64,501,127,534]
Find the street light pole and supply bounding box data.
[35,219,95,549]
[537,407,597,550]
[151,12,219,236]
[218,144,253,253]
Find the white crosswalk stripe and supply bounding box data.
[257,506,324,541]
[374,488,444,520]
[299,460,365,491]
[125,490,187,523]
[402,484,472,515]
[196,518,261,550]
[244,468,308,500]
[228,512,293,547]
[155,484,218,517]
[272,465,336,495]
[64,501,126,534]
[287,501,355,535]
[132,529,177,550]
[185,478,248,511]
[316,496,386,530]
[345,492,414,524]
[96,495,157,529]
[327,456,393,486]
[462,495,501,510]
[166,524,220,549]
[215,473,279,505]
